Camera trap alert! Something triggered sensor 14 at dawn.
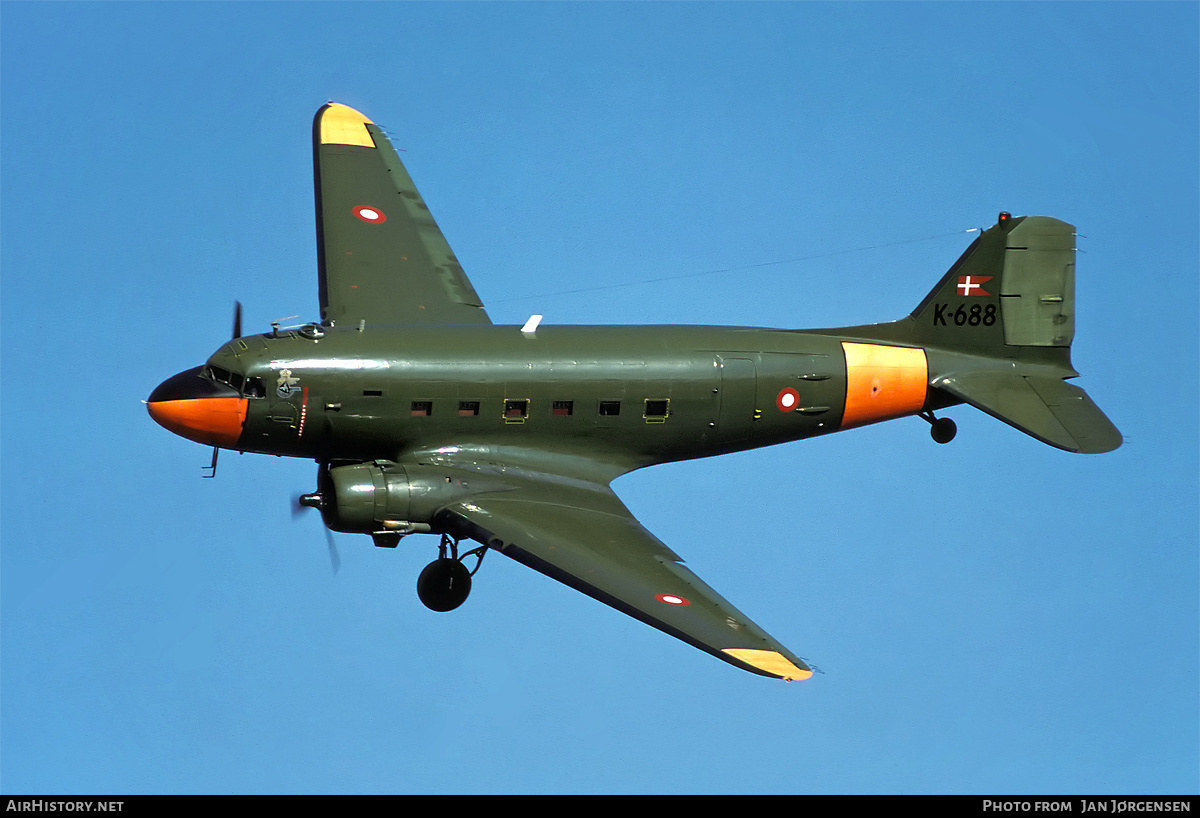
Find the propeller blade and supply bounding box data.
[232,301,243,340]
[325,528,341,575]
[291,491,339,574]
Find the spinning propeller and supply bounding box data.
[291,491,341,575]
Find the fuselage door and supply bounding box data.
[716,356,757,442]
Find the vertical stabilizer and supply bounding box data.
[840,213,1120,453]
[908,213,1075,353]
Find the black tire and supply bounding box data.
[417,558,472,612]
[931,417,957,444]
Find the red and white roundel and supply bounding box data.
[776,387,800,412]
[655,593,690,607]
[352,205,387,224]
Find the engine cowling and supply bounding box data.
[313,461,456,534]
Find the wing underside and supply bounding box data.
[312,102,491,327]
[434,469,812,680]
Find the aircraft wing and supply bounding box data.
[312,102,491,327]
[435,470,813,680]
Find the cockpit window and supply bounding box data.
[203,365,265,398]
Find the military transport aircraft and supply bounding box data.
[147,102,1122,681]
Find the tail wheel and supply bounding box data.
[921,411,957,444]
[931,417,957,444]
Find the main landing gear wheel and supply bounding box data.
[416,534,488,612]
[921,411,957,444]
[417,559,472,612]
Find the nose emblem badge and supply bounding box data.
[276,368,300,398]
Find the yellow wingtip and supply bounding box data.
[722,649,814,681]
[319,102,376,147]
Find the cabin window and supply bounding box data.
[644,399,669,421]
[552,400,574,416]
[599,400,621,416]
[363,390,383,397]
[458,401,480,417]
[411,401,432,416]
[504,399,528,423]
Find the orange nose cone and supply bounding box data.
[147,397,248,448]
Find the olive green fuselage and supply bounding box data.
[209,324,872,469]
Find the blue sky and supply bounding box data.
[2,1,1196,795]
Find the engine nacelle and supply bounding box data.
[316,461,456,534]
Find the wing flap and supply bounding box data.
[439,479,812,680]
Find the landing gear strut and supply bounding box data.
[921,411,957,444]
[416,534,488,612]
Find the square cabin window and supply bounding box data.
[598,400,621,417]
[552,400,574,416]
[411,401,432,416]
[458,401,480,417]
[504,399,528,421]
[644,399,669,419]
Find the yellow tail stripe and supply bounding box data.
[841,342,928,427]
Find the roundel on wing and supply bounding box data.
[353,205,387,223]
[776,387,799,412]
[656,593,690,607]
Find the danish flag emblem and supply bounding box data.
[957,275,993,296]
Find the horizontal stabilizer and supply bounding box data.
[934,371,1122,454]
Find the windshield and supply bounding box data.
[203,364,265,398]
